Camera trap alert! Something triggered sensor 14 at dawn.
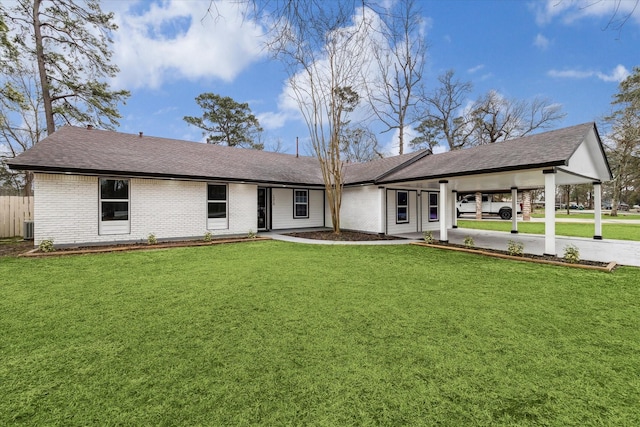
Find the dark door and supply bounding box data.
[257,188,268,230]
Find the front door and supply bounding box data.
[257,187,268,230]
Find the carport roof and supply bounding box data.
[376,122,611,186]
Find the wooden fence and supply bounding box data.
[0,196,34,238]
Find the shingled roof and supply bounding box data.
[376,122,608,184]
[8,122,609,187]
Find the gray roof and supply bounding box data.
[377,122,600,184]
[8,122,605,186]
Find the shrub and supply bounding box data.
[247,230,257,239]
[507,240,524,256]
[38,239,55,253]
[463,236,475,248]
[203,231,213,242]
[563,244,580,264]
[423,231,435,244]
[147,233,158,245]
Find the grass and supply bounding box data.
[458,220,640,241]
[530,212,640,220]
[1,241,640,425]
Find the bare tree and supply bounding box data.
[0,64,46,196]
[341,126,383,162]
[366,0,427,155]
[266,1,371,233]
[469,90,566,145]
[604,66,640,215]
[411,69,475,152]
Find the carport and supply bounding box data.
[376,123,613,255]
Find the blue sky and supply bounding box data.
[103,0,639,155]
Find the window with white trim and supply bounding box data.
[99,178,130,235]
[207,184,228,230]
[396,190,409,223]
[429,192,439,221]
[294,189,309,219]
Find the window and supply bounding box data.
[396,190,409,223]
[207,184,228,229]
[99,178,129,235]
[429,192,439,221]
[294,189,309,219]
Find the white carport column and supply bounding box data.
[511,187,518,234]
[452,190,458,229]
[439,180,449,243]
[543,169,557,256]
[593,182,602,240]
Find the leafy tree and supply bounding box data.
[605,66,640,216]
[3,0,130,135]
[184,93,264,149]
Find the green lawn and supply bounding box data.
[531,212,640,220]
[458,220,640,241]
[1,242,639,425]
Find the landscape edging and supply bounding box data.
[19,237,272,257]
[411,242,617,272]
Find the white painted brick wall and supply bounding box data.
[339,186,383,233]
[33,173,258,246]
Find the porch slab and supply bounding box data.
[396,229,640,267]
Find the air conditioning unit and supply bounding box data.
[23,220,34,240]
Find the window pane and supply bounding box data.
[397,191,408,206]
[430,207,438,221]
[101,202,129,221]
[429,193,438,206]
[101,179,128,199]
[208,202,226,218]
[295,204,308,218]
[295,190,307,203]
[208,185,227,201]
[397,207,408,222]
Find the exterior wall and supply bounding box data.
[339,186,383,233]
[271,188,324,229]
[385,189,418,234]
[33,173,257,246]
[420,190,440,231]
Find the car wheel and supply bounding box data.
[499,209,512,220]
[456,209,461,218]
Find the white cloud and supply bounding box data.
[533,33,550,50]
[467,64,485,74]
[105,0,267,89]
[548,64,630,82]
[534,0,640,26]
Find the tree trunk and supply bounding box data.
[32,0,55,135]
[475,192,482,220]
[522,190,531,221]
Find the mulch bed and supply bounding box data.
[413,241,616,272]
[16,236,271,257]
[285,230,404,241]
[0,239,34,257]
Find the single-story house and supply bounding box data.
[8,122,612,255]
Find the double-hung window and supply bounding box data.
[429,192,439,221]
[207,184,228,229]
[294,189,309,219]
[99,178,130,235]
[396,190,409,223]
